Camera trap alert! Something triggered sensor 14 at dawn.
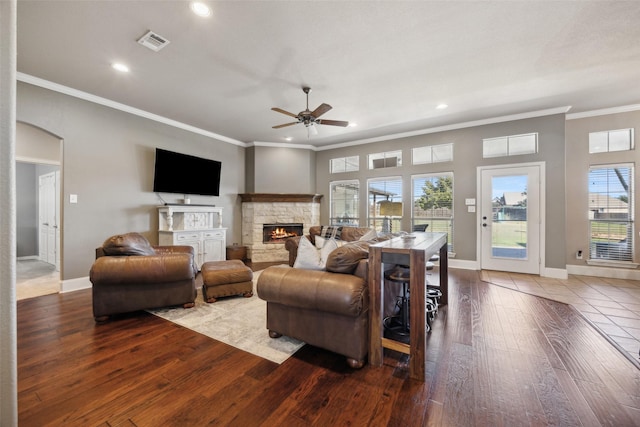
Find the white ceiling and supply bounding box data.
[16,1,640,148]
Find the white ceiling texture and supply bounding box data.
[16,0,640,148]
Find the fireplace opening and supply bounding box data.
[263,223,303,243]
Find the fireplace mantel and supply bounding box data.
[239,193,323,203]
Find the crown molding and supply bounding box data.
[249,141,317,150]
[315,106,572,151]
[566,104,640,120]
[17,72,247,147]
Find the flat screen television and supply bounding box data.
[153,148,221,197]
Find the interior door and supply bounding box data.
[480,165,541,274]
[38,171,58,268]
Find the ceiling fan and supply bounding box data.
[271,87,349,133]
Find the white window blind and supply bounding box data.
[368,150,402,170]
[483,133,537,158]
[368,177,402,232]
[588,164,634,262]
[330,180,359,226]
[412,143,453,165]
[589,128,634,153]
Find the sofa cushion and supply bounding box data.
[325,240,371,274]
[293,235,338,270]
[101,232,156,256]
[319,225,342,239]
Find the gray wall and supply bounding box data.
[565,110,640,266]
[17,82,246,280]
[315,114,567,269]
[16,162,37,257]
[248,145,316,193]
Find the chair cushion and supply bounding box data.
[101,232,156,256]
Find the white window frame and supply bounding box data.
[368,150,402,170]
[412,143,453,165]
[483,133,538,158]
[367,176,403,232]
[329,180,360,226]
[589,128,634,154]
[330,155,359,173]
[412,172,454,251]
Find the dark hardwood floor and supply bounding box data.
[18,268,640,426]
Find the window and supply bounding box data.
[412,173,454,250]
[368,177,402,232]
[588,164,633,262]
[330,156,359,173]
[483,133,538,158]
[412,143,453,164]
[589,128,634,153]
[368,150,402,170]
[330,180,360,226]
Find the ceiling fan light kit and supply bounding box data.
[272,87,349,134]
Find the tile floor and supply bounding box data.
[481,270,640,366]
[16,259,60,300]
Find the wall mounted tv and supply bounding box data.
[153,148,222,197]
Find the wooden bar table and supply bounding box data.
[368,232,448,381]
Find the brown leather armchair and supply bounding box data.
[90,232,197,322]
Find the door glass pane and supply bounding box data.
[491,175,527,259]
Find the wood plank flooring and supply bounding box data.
[18,268,640,426]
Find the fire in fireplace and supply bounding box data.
[263,223,303,243]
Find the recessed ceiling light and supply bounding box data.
[284,137,293,142]
[348,123,358,127]
[436,104,448,110]
[111,63,130,73]
[190,2,212,17]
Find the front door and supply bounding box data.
[480,164,542,274]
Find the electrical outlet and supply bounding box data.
[576,250,583,259]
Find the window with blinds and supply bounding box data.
[330,180,360,226]
[368,150,402,170]
[589,128,634,153]
[412,143,453,165]
[412,173,454,251]
[588,164,634,262]
[368,177,402,232]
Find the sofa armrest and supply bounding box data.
[90,253,195,286]
[257,266,368,317]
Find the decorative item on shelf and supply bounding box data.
[378,200,403,233]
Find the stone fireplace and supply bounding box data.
[240,194,322,262]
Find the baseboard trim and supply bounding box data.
[17,256,39,261]
[567,264,640,280]
[449,259,479,270]
[61,276,91,293]
[541,267,568,279]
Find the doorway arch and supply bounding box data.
[16,121,63,296]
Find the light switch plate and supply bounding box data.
[468,205,476,213]
[465,198,476,205]
[70,194,78,204]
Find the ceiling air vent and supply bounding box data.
[137,30,170,52]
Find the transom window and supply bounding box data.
[589,128,634,153]
[412,143,453,164]
[588,164,634,262]
[330,156,359,173]
[368,150,402,170]
[483,133,538,158]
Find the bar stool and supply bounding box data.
[383,265,411,343]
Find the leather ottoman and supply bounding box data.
[201,260,254,303]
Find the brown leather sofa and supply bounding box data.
[90,232,197,322]
[258,226,387,368]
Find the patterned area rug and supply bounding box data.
[148,270,304,364]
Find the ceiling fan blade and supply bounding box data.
[316,119,349,127]
[271,107,298,118]
[273,122,298,129]
[311,103,332,118]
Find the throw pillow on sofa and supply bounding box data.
[101,232,156,256]
[325,240,371,274]
[319,225,342,240]
[293,235,339,270]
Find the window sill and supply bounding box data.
[586,259,639,269]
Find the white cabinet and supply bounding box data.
[158,206,226,269]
